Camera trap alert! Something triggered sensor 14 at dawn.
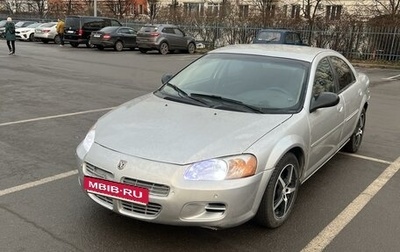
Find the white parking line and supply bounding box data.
[0,107,114,127]
[383,74,400,80]
[339,152,392,165]
[301,156,400,252]
[0,170,78,197]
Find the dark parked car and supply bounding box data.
[253,29,308,46]
[0,19,21,38]
[136,24,196,55]
[64,15,122,48]
[90,26,137,51]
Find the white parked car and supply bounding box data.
[76,44,370,229]
[15,22,43,41]
[34,22,59,44]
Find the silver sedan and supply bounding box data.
[76,44,370,229]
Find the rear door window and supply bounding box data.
[83,18,103,29]
[111,19,121,26]
[65,17,80,29]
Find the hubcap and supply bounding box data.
[354,113,365,147]
[273,164,297,219]
[160,44,168,54]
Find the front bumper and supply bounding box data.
[16,33,30,41]
[92,40,114,47]
[76,142,270,229]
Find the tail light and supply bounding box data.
[150,32,160,37]
[102,34,111,40]
[78,29,83,36]
[43,29,50,33]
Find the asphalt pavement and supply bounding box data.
[0,42,399,252]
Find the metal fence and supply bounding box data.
[131,22,399,61]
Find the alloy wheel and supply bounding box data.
[272,163,298,219]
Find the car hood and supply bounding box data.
[94,94,291,164]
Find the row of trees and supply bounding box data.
[1,0,399,60]
[1,0,400,23]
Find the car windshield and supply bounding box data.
[101,26,118,32]
[40,22,56,28]
[255,31,282,42]
[65,17,80,29]
[27,23,41,28]
[139,26,157,32]
[15,21,25,28]
[158,53,309,114]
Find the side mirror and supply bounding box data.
[310,92,340,113]
[161,73,173,84]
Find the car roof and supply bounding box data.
[257,28,295,33]
[144,24,177,27]
[208,44,337,63]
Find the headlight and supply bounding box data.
[184,154,257,181]
[82,127,96,153]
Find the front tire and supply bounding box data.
[343,107,366,153]
[255,153,300,228]
[187,42,196,54]
[159,42,169,55]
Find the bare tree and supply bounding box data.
[252,0,275,27]
[103,0,136,19]
[31,0,47,17]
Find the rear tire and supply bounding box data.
[86,40,95,48]
[255,152,300,228]
[42,39,49,44]
[70,42,79,47]
[54,35,60,44]
[159,42,169,55]
[114,41,124,51]
[343,107,366,153]
[29,33,35,42]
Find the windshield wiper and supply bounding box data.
[163,83,208,105]
[189,93,264,113]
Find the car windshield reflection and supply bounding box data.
[158,53,309,114]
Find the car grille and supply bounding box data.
[93,194,162,216]
[85,162,170,197]
[85,162,114,179]
[122,177,170,197]
[121,201,162,216]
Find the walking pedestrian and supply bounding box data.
[56,18,65,46]
[5,17,16,55]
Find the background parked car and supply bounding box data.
[0,19,19,38]
[136,24,196,55]
[15,20,38,29]
[16,22,43,41]
[76,44,370,229]
[34,22,59,44]
[252,29,308,46]
[64,15,122,48]
[90,26,137,51]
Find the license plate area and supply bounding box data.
[84,176,149,205]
